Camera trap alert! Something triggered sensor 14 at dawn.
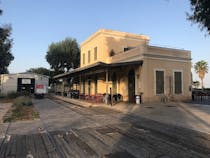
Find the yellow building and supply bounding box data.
[54,29,192,103]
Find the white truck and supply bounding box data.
[35,84,48,98]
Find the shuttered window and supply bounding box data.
[156,70,164,94]
[88,51,91,63]
[94,47,97,61]
[174,72,182,94]
[83,54,85,65]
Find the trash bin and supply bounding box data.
[136,95,140,104]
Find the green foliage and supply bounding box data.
[3,96,37,122]
[27,67,51,76]
[0,94,6,99]
[192,81,200,88]
[0,8,14,74]
[13,96,33,106]
[194,60,208,88]
[7,91,31,99]
[46,38,80,73]
[194,60,209,74]
[32,111,39,118]
[7,91,20,99]
[187,0,210,35]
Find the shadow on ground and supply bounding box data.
[1,98,210,157]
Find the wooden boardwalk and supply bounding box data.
[1,120,210,158]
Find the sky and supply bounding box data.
[1,0,210,87]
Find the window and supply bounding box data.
[156,70,164,94]
[88,50,91,63]
[83,54,85,65]
[124,47,134,52]
[174,71,182,94]
[124,47,129,52]
[94,47,97,61]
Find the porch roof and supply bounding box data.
[53,60,143,79]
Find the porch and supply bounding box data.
[53,60,143,104]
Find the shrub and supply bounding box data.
[19,91,31,96]
[0,94,6,99]
[7,91,32,99]
[13,96,33,107]
[7,91,20,99]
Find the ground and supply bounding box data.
[0,98,210,158]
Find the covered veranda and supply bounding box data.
[53,60,143,104]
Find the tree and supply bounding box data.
[0,8,14,74]
[187,0,210,35]
[26,67,62,85]
[45,38,80,73]
[27,67,51,76]
[194,60,208,89]
[192,81,200,89]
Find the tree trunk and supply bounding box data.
[201,78,204,90]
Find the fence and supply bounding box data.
[192,90,210,103]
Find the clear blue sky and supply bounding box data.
[1,0,210,87]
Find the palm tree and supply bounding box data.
[194,60,208,89]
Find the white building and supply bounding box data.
[0,73,49,95]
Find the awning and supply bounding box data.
[53,60,143,79]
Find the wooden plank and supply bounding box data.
[16,135,26,158]
[55,135,78,158]
[104,150,137,158]
[63,132,87,158]
[74,128,112,156]
[33,134,48,158]
[63,130,98,158]
[53,135,72,158]
[25,134,36,156]
[133,121,210,156]
[87,128,123,153]
[0,139,7,157]
[9,135,17,157]
[109,123,206,158]
[41,133,59,158]
[5,135,14,157]
[105,128,159,158]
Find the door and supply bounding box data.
[112,72,117,94]
[17,78,35,93]
[128,69,135,103]
[88,80,91,95]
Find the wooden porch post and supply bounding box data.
[105,68,109,104]
[79,75,81,93]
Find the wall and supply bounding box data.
[0,73,49,95]
[0,74,17,94]
[141,58,191,103]
[71,29,192,103]
[80,29,149,67]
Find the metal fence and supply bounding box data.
[192,90,210,103]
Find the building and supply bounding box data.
[54,29,192,103]
[0,73,49,95]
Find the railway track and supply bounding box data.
[1,98,210,158]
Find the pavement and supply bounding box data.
[1,98,210,158]
[0,103,12,137]
[0,98,210,158]
[0,103,12,123]
[53,95,210,134]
